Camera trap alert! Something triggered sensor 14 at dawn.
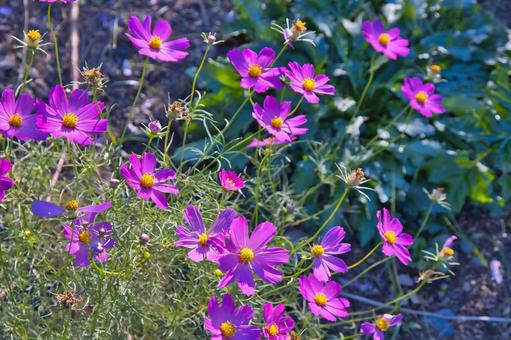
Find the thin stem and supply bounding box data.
[348,242,382,270]
[289,96,304,115]
[271,43,288,67]
[344,257,390,288]
[178,120,190,171]
[163,120,173,167]
[414,202,434,241]
[19,49,35,94]
[47,4,63,85]
[386,280,426,306]
[189,45,211,107]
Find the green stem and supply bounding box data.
[163,120,173,167]
[348,242,382,270]
[143,136,154,153]
[189,45,211,107]
[19,49,35,94]
[386,280,426,306]
[47,4,63,85]
[289,96,304,115]
[178,120,190,171]
[414,202,434,241]
[344,257,390,288]
[271,43,288,67]
[339,333,363,340]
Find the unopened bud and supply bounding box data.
[139,233,150,244]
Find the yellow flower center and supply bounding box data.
[442,247,454,256]
[302,78,316,91]
[248,64,262,78]
[239,248,254,263]
[293,19,307,32]
[8,114,23,128]
[225,178,235,187]
[267,323,279,336]
[375,317,389,331]
[270,117,284,129]
[78,231,92,245]
[140,173,155,188]
[415,91,428,104]
[62,113,78,128]
[430,64,441,74]
[148,35,162,50]
[27,29,41,42]
[213,268,223,277]
[378,33,390,46]
[198,233,209,246]
[65,199,79,211]
[384,231,397,245]
[314,293,327,307]
[311,244,324,257]
[220,321,235,337]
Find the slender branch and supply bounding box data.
[348,242,382,270]
[47,4,63,85]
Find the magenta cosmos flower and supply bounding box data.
[120,152,179,209]
[217,216,289,296]
[377,208,413,266]
[298,274,350,322]
[31,200,111,218]
[0,158,13,202]
[126,16,189,62]
[361,314,402,340]
[401,77,445,117]
[253,96,307,142]
[362,20,409,60]
[262,303,294,339]
[284,62,335,104]
[205,293,260,340]
[63,218,115,267]
[36,85,107,146]
[219,169,245,191]
[311,226,351,282]
[227,47,283,93]
[0,89,47,141]
[174,205,237,262]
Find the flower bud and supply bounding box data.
[139,233,150,244]
[109,178,120,187]
[148,120,162,133]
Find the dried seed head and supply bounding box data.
[347,168,365,187]
[80,65,107,92]
[167,100,189,121]
[56,290,81,308]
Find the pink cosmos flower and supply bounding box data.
[311,226,351,282]
[401,77,445,117]
[217,216,289,296]
[362,20,409,60]
[284,62,335,104]
[298,274,350,322]
[247,136,294,148]
[252,96,307,142]
[0,89,47,141]
[36,85,107,146]
[120,152,179,209]
[174,205,237,262]
[377,208,413,266]
[219,169,245,191]
[0,158,13,202]
[126,16,189,62]
[262,303,295,339]
[227,47,283,93]
[205,293,260,340]
[360,314,402,340]
[63,217,115,268]
[31,200,112,218]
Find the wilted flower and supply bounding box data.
[424,187,450,209]
[120,152,179,209]
[422,235,459,274]
[0,89,47,141]
[217,216,289,296]
[227,47,283,93]
[205,293,260,339]
[377,208,414,266]
[401,77,445,117]
[174,205,237,262]
[362,19,409,60]
[126,16,189,62]
[252,96,307,142]
[271,18,315,48]
[0,158,13,202]
[167,100,189,121]
[360,314,403,340]
[298,274,350,322]
[219,169,245,191]
[310,226,351,282]
[336,163,372,199]
[263,303,295,339]
[80,64,107,92]
[284,62,335,104]
[56,290,81,308]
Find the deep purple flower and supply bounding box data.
[284,62,335,104]
[174,205,237,262]
[252,96,307,142]
[36,85,107,146]
[247,136,295,148]
[63,217,115,267]
[377,208,413,266]
[217,216,289,296]
[0,158,13,202]
[219,169,245,191]
[120,152,179,209]
[126,16,189,62]
[298,274,350,322]
[0,89,47,141]
[441,235,457,257]
[205,293,260,340]
[401,77,445,117]
[360,314,402,340]
[31,200,111,219]
[262,303,294,339]
[362,20,409,60]
[311,226,351,282]
[227,47,283,93]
